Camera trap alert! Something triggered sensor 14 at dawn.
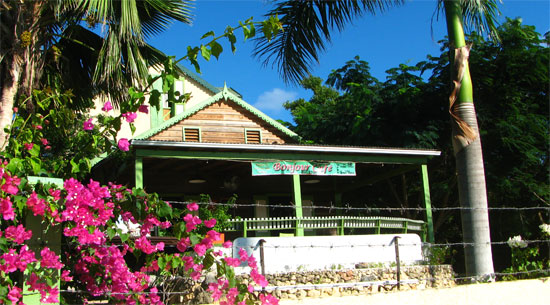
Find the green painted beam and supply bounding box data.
[135,149,430,164]
[135,157,143,189]
[293,174,304,236]
[421,164,435,242]
[341,164,420,193]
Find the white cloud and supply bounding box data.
[254,88,298,114]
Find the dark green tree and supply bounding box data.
[284,18,549,273]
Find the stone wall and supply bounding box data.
[237,265,455,300]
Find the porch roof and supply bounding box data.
[131,140,440,164]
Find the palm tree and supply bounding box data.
[254,0,498,278]
[0,0,193,149]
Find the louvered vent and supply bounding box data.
[245,130,261,144]
[183,128,200,142]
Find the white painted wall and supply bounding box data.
[232,234,423,274]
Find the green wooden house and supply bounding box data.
[92,65,440,242]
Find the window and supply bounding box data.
[183,127,201,142]
[245,129,261,144]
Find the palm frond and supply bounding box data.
[437,0,500,40]
[254,0,404,84]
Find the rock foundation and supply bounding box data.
[237,265,455,300]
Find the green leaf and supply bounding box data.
[189,232,201,245]
[106,227,116,239]
[158,256,167,270]
[150,90,161,108]
[200,45,211,61]
[203,252,215,269]
[157,201,173,218]
[201,31,215,39]
[172,255,181,268]
[120,233,130,243]
[70,158,80,174]
[28,143,40,157]
[209,41,223,60]
[29,157,42,174]
[6,158,23,174]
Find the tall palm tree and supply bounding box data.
[0,0,193,149]
[254,0,498,278]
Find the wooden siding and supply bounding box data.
[150,99,294,144]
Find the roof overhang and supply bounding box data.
[131,140,441,165]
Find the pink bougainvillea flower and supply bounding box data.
[222,241,232,249]
[49,188,61,201]
[186,202,199,211]
[0,249,18,273]
[118,138,130,151]
[34,124,43,130]
[122,112,137,123]
[138,104,149,114]
[259,293,279,305]
[13,107,18,113]
[0,197,15,220]
[17,245,37,272]
[193,243,207,256]
[156,242,165,251]
[5,224,32,244]
[26,191,46,216]
[208,283,223,301]
[41,138,48,145]
[40,247,63,269]
[135,236,157,254]
[24,143,34,151]
[1,174,20,195]
[101,101,113,112]
[247,255,258,268]
[206,230,220,242]
[41,286,60,304]
[176,237,190,252]
[45,145,51,150]
[7,285,22,304]
[183,213,202,232]
[83,118,94,131]
[204,219,216,228]
[223,257,241,267]
[251,268,269,287]
[61,270,73,281]
[238,248,249,262]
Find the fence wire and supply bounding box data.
[14,199,550,304]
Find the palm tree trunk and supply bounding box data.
[444,0,494,279]
[0,59,19,150]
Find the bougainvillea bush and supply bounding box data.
[0,163,278,304]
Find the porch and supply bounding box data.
[93,141,439,242]
[225,216,426,240]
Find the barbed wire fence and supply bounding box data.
[51,200,550,304]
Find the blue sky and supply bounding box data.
[149,0,549,123]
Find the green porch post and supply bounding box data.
[135,157,143,189]
[421,164,435,242]
[293,174,304,236]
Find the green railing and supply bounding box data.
[225,216,426,240]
